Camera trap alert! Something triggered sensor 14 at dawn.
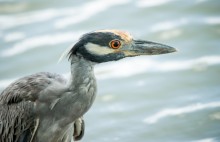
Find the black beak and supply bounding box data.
[131,40,176,55]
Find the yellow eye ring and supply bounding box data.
[109,40,121,49]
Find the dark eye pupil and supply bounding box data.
[113,42,119,47]
[110,40,121,49]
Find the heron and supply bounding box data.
[0,29,176,142]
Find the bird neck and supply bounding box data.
[68,55,97,116]
[69,56,96,90]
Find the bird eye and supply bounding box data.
[110,40,121,49]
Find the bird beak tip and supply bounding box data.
[167,46,177,53]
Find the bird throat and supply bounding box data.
[70,56,97,113]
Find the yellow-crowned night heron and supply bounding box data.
[0,30,176,142]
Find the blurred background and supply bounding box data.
[0,0,220,141]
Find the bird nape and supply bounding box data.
[0,29,176,142]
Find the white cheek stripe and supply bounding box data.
[85,42,115,55]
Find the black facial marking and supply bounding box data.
[82,32,122,47]
[68,32,124,62]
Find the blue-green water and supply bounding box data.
[0,0,220,141]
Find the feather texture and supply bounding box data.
[0,72,66,142]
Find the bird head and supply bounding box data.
[68,30,176,63]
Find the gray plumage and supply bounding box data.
[0,30,176,142]
[0,58,92,142]
[0,73,64,141]
[0,72,86,142]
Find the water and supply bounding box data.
[0,0,220,141]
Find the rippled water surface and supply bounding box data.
[0,0,220,141]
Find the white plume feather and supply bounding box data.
[57,43,75,63]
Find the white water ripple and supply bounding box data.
[1,31,84,57]
[95,55,220,80]
[0,9,59,30]
[0,0,130,30]
[150,16,220,32]
[54,0,130,29]
[144,102,220,124]
[136,0,175,8]
[1,55,220,89]
[192,138,217,142]
[4,32,26,42]
[150,18,189,32]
